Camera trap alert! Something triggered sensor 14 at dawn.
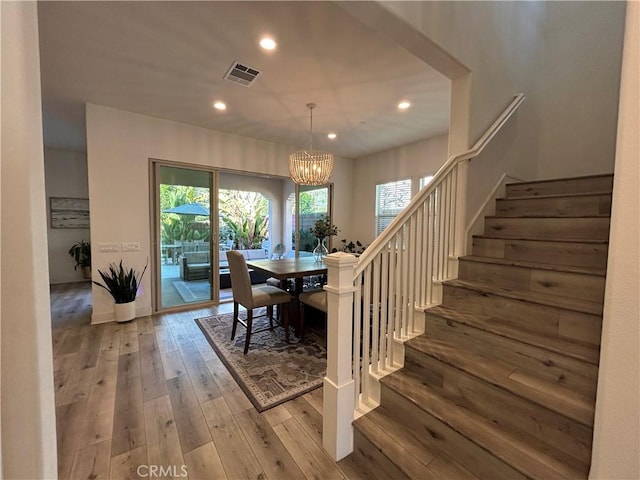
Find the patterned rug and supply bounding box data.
[195,309,326,411]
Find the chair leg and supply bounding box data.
[299,303,306,341]
[283,303,290,343]
[231,302,239,340]
[267,305,274,329]
[243,309,253,354]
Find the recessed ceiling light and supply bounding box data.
[259,37,277,51]
[398,101,411,110]
[327,133,337,140]
[213,101,226,111]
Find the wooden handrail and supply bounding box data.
[354,93,526,277]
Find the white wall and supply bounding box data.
[350,1,624,227]
[86,104,353,322]
[351,133,448,244]
[44,147,91,284]
[534,1,625,178]
[590,1,640,478]
[0,2,58,477]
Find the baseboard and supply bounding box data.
[91,305,153,324]
[465,173,523,254]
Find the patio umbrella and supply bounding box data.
[163,202,210,216]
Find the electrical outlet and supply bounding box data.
[99,243,119,253]
[122,242,140,252]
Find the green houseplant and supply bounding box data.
[310,216,339,261]
[93,260,148,322]
[68,240,92,279]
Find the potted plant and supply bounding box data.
[93,260,148,322]
[68,240,92,279]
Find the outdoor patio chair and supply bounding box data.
[227,250,293,354]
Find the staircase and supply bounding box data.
[347,174,612,479]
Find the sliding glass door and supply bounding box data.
[294,184,333,256]
[152,163,218,311]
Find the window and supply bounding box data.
[375,179,412,236]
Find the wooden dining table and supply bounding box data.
[246,256,327,333]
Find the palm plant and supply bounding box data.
[93,260,148,304]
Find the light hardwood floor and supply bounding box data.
[51,282,360,480]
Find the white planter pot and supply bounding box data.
[113,301,136,323]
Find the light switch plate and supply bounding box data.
[122,242,141,252]
[99,243,119,253]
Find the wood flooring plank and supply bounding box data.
[201,397,266,480]
[273,417,346,480]
[178,339,221,404]
[70,438,112,480]
[155,325,178,353]
[183,442,227,480]
[136,317,155,335]
[110,446,148,480]
[166,375,212,454]
[426,453,481,480]
[120,326,140,355]
[143,395,186,480]
[235,408,305,480]
[77,346,119,447]
[262,404,293,427]
[77,324,105,369]
[56,365,96,406]
[303,388,324,415]
[56,399,88,480]
[111,353,146,457]
[160,349,188,380]
[139,333,168,402]
[285,396,324,448]
[206,358,253,414]
[100,322,123,354]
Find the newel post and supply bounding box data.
[322,252,358,461]
[453,159,469,264]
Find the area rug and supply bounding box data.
[173,280,233,302]
[195,309,326,411]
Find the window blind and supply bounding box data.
[375,179,412,236]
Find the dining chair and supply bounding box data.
[227,250,293,354]
[298,289,327,340]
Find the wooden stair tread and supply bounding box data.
[426,305,600,365]
[505,173,613,186]
[498,192,611,201]
[354,408,480,480]
[461,255,606,276]
[444,278,604,316]
[474,234,608,244]
[381,372,589,480]
[404,335,595,426]
[486,214,611,219]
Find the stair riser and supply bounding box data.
[472,237,608,270]
[351,428,410,480]
[506,176,613,198]
[484,217,610,241]
[379,386,528,479]
[496,194,611,217]
[423,315,598,398]
[458,260,605,303]
[441,284,603,346]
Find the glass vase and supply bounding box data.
[313,237,328,262]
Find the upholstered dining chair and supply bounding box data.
[227,250,293,354]
[298,289,327,340]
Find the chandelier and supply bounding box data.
[288,103,334,185]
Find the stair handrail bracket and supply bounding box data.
[323,93,526,461]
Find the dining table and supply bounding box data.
[245,256,327,333]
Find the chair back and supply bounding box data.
[227,250,254,308]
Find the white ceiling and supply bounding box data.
[37,1,450,159]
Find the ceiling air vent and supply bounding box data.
[223,61,260,87]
